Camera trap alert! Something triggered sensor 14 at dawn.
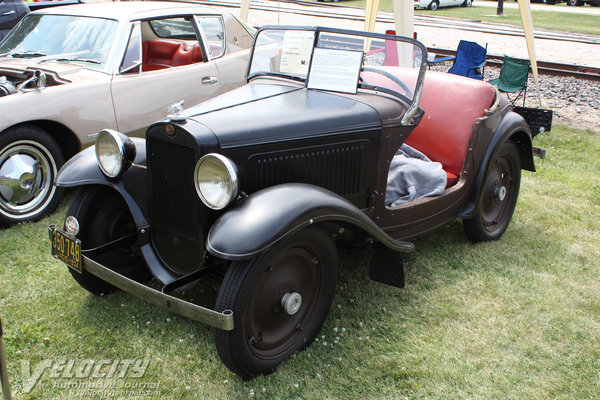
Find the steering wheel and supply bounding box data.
[360,66,414,99]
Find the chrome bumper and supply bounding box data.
[82,255,234,331]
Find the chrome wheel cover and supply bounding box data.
[0,140,57,219]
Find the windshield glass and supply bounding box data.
[248,26,427,123]
[0,14,118,71]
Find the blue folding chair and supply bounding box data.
[435,40,487,80]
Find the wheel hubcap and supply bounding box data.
[0,141,56,217]
[246,245,324,358]
[481,154,516,231]
[495,185,507,202]
[281,292,302,315]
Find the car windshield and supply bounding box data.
[0,14,118,71]
[247,26,427,124]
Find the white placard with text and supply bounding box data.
[307,47,363,94]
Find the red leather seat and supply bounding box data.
[172,46,193,66]
[361,68,495,188]
[142,40,183,70]
[405,71,495,187]
[191,44,203,63]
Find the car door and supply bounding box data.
[110,15,224,136]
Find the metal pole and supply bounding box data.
[497,0,504,16]
[0,316,12,400]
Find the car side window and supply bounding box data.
[197,16,225,59]
[120,23,142,73]
[148,17,197,40]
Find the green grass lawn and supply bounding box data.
[1,125,599,399]
[312,0,600,36]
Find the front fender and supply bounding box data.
[55,137,149,227]
[206,183,414,260]
[459,110,534,219]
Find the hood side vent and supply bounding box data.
[253,143,366,197]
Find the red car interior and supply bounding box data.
[142,40,204,71]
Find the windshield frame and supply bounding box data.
[246,26,428,126]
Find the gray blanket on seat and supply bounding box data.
[385,144,447,207]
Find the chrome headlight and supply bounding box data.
[194,154,239,210]
[95,129,136,179]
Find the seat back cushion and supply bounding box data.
[142,40,182,66]
[172,46,193,66]
[405,70,495,178]
[191,44,204,63]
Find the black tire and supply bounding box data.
[567,0,582,5]
[462,0,473,7]
[429,0,439,10]
[0,126,65,227]
[463,141,521,243]
[591,0,599,6]
[214,228,338,379]
[66,186,150,295]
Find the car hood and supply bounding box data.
[186,81,383,149]
[0,57,104,84]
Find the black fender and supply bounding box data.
[206,183,414,260]
[55,137,149,228]
[459,110,534,219]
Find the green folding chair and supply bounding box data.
[489,55,530,106]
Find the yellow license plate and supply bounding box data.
[50,227,82,273]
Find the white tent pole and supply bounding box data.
[392,0,414,38]
[517,0,542,107]
[364,0,381,33]
[240,0,250,22]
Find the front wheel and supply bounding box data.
[462,0,473,7]
[214,228,339,379]
[429,0,439,10]
[66,186,151,295]
[463,141,521,242]
[0,126,65,227]
[567,0,582,5]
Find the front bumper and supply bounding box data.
[49,226,234,331]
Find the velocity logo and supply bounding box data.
[21,359,150,393]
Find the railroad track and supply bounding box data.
[428,47,600,81]
[187,0,600,80]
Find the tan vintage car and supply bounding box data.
[0,1,255,226]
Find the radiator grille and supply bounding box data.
[149,138,199,238]
[148,136,205,274]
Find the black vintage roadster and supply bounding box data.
[49,26,545,379]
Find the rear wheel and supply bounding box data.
[214,228,338,379]
[463,141,521,242]
[66,186,150,295]
[0,126,65,227]
[429,0,439,10]
[567,0,582,5]
[462,0,473,7]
